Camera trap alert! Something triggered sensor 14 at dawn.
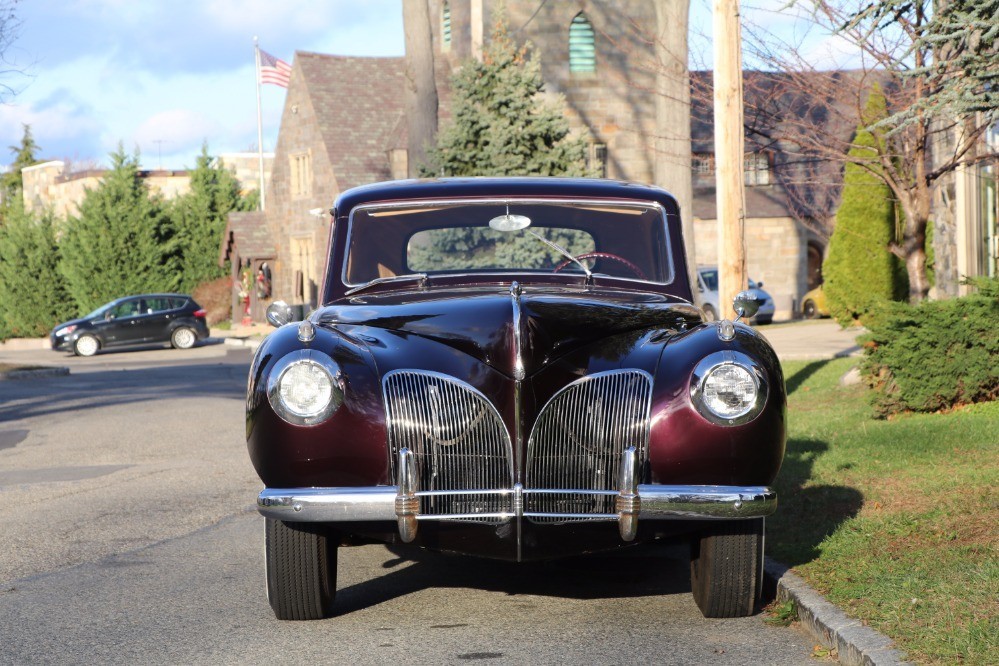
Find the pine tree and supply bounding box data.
[824,85,908,325]
[1,124,41,214]
[0,201,75,339]
[414,15,596,270]
[58,146,179,312]
[169,144,250,292]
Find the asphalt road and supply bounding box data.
[0,342,818,665]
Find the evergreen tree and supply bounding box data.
[169,144,250,292]
[420,18,592,178]
[0,201,74,339]
[1,124,40,214]
[824,85,907,325]
[415,15,596,270]
[59,146,179,312]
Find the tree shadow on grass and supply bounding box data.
[784,359,830,395]
[768,436,864,568]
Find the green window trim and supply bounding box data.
[569,13,595,74]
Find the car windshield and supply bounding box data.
[344,200,673,286]
[83,301,117,319]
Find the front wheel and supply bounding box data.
[690,518,764,618]
[803,299,818,319]
[265,518,337,620]
[74,334,100,357]
[171,327,197,349]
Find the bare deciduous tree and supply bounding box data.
[721,0,997,302]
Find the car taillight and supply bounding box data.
[193,309,206,318]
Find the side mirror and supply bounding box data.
[266,301,297,328]
[732,290,761,320]
[105,312,115,321]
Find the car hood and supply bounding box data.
[316,286,700,378]
[52,317,90,332]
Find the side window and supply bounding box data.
[113,301,140,318]
[145,297,172,313]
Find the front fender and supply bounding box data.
[246,323,389,488]
[648,322,786,485]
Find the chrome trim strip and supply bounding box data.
[510,281,525,381]
[258,485,775,523]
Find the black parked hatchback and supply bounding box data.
[50,294,210,356]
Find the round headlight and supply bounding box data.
[267,352,344,425]
[690,352,767,425]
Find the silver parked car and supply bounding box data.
[697,266,775,324]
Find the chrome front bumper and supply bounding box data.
[257,484,776,532]
[258,447,775,544]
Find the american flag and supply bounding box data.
[259,48,291,88]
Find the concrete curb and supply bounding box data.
[222,336,262,350]
[764,558,910,665]
[0,366,70,381]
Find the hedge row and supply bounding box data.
[861,277,999,417]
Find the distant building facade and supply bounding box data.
[20,153,273,220]
[246,0,830,323]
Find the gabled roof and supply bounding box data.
[219,211,275,265]
[296,52,407,191]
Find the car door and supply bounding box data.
[100,298,144,346]
[132,297,174,343]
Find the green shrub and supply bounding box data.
[860,277,999,417]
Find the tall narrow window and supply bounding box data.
[590,143,607,178]
[289,152,312,198]
[569,13,596,74]
[442,1,452,51]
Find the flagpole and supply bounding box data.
[254,36,266,211]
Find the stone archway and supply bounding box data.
[807,242,824,290]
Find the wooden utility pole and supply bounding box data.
[712,0,747,318]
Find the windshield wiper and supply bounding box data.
[527,230,592,281]
[345,273,428,296]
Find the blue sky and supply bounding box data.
[0,0,846,172]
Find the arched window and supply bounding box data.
[442,1,452,51]
[569,13,595,74]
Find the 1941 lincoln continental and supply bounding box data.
[247,177,785,621]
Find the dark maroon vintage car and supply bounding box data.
[247,177,785,621]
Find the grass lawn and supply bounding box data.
[771,358,997,664]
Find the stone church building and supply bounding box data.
[225,0,829,323]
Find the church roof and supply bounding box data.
[296,52,408,191]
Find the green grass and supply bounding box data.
[771,358,998,664]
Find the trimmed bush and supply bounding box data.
[824,85,907,325]
[860,277,999,417]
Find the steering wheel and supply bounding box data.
[553,252,647,280]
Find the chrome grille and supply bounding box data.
[525,370,653,523]
[383,370,514,522]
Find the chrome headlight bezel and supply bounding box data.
[266,350,344,426]
[689,351,768,426]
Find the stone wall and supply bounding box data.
[694,215,807,320]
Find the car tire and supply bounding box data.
[702,305,717,322]
[803,299,818,319]
[265,518,337,621]
[689,518,763,618]
[73,334,100,357]
[170,327,197,349]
